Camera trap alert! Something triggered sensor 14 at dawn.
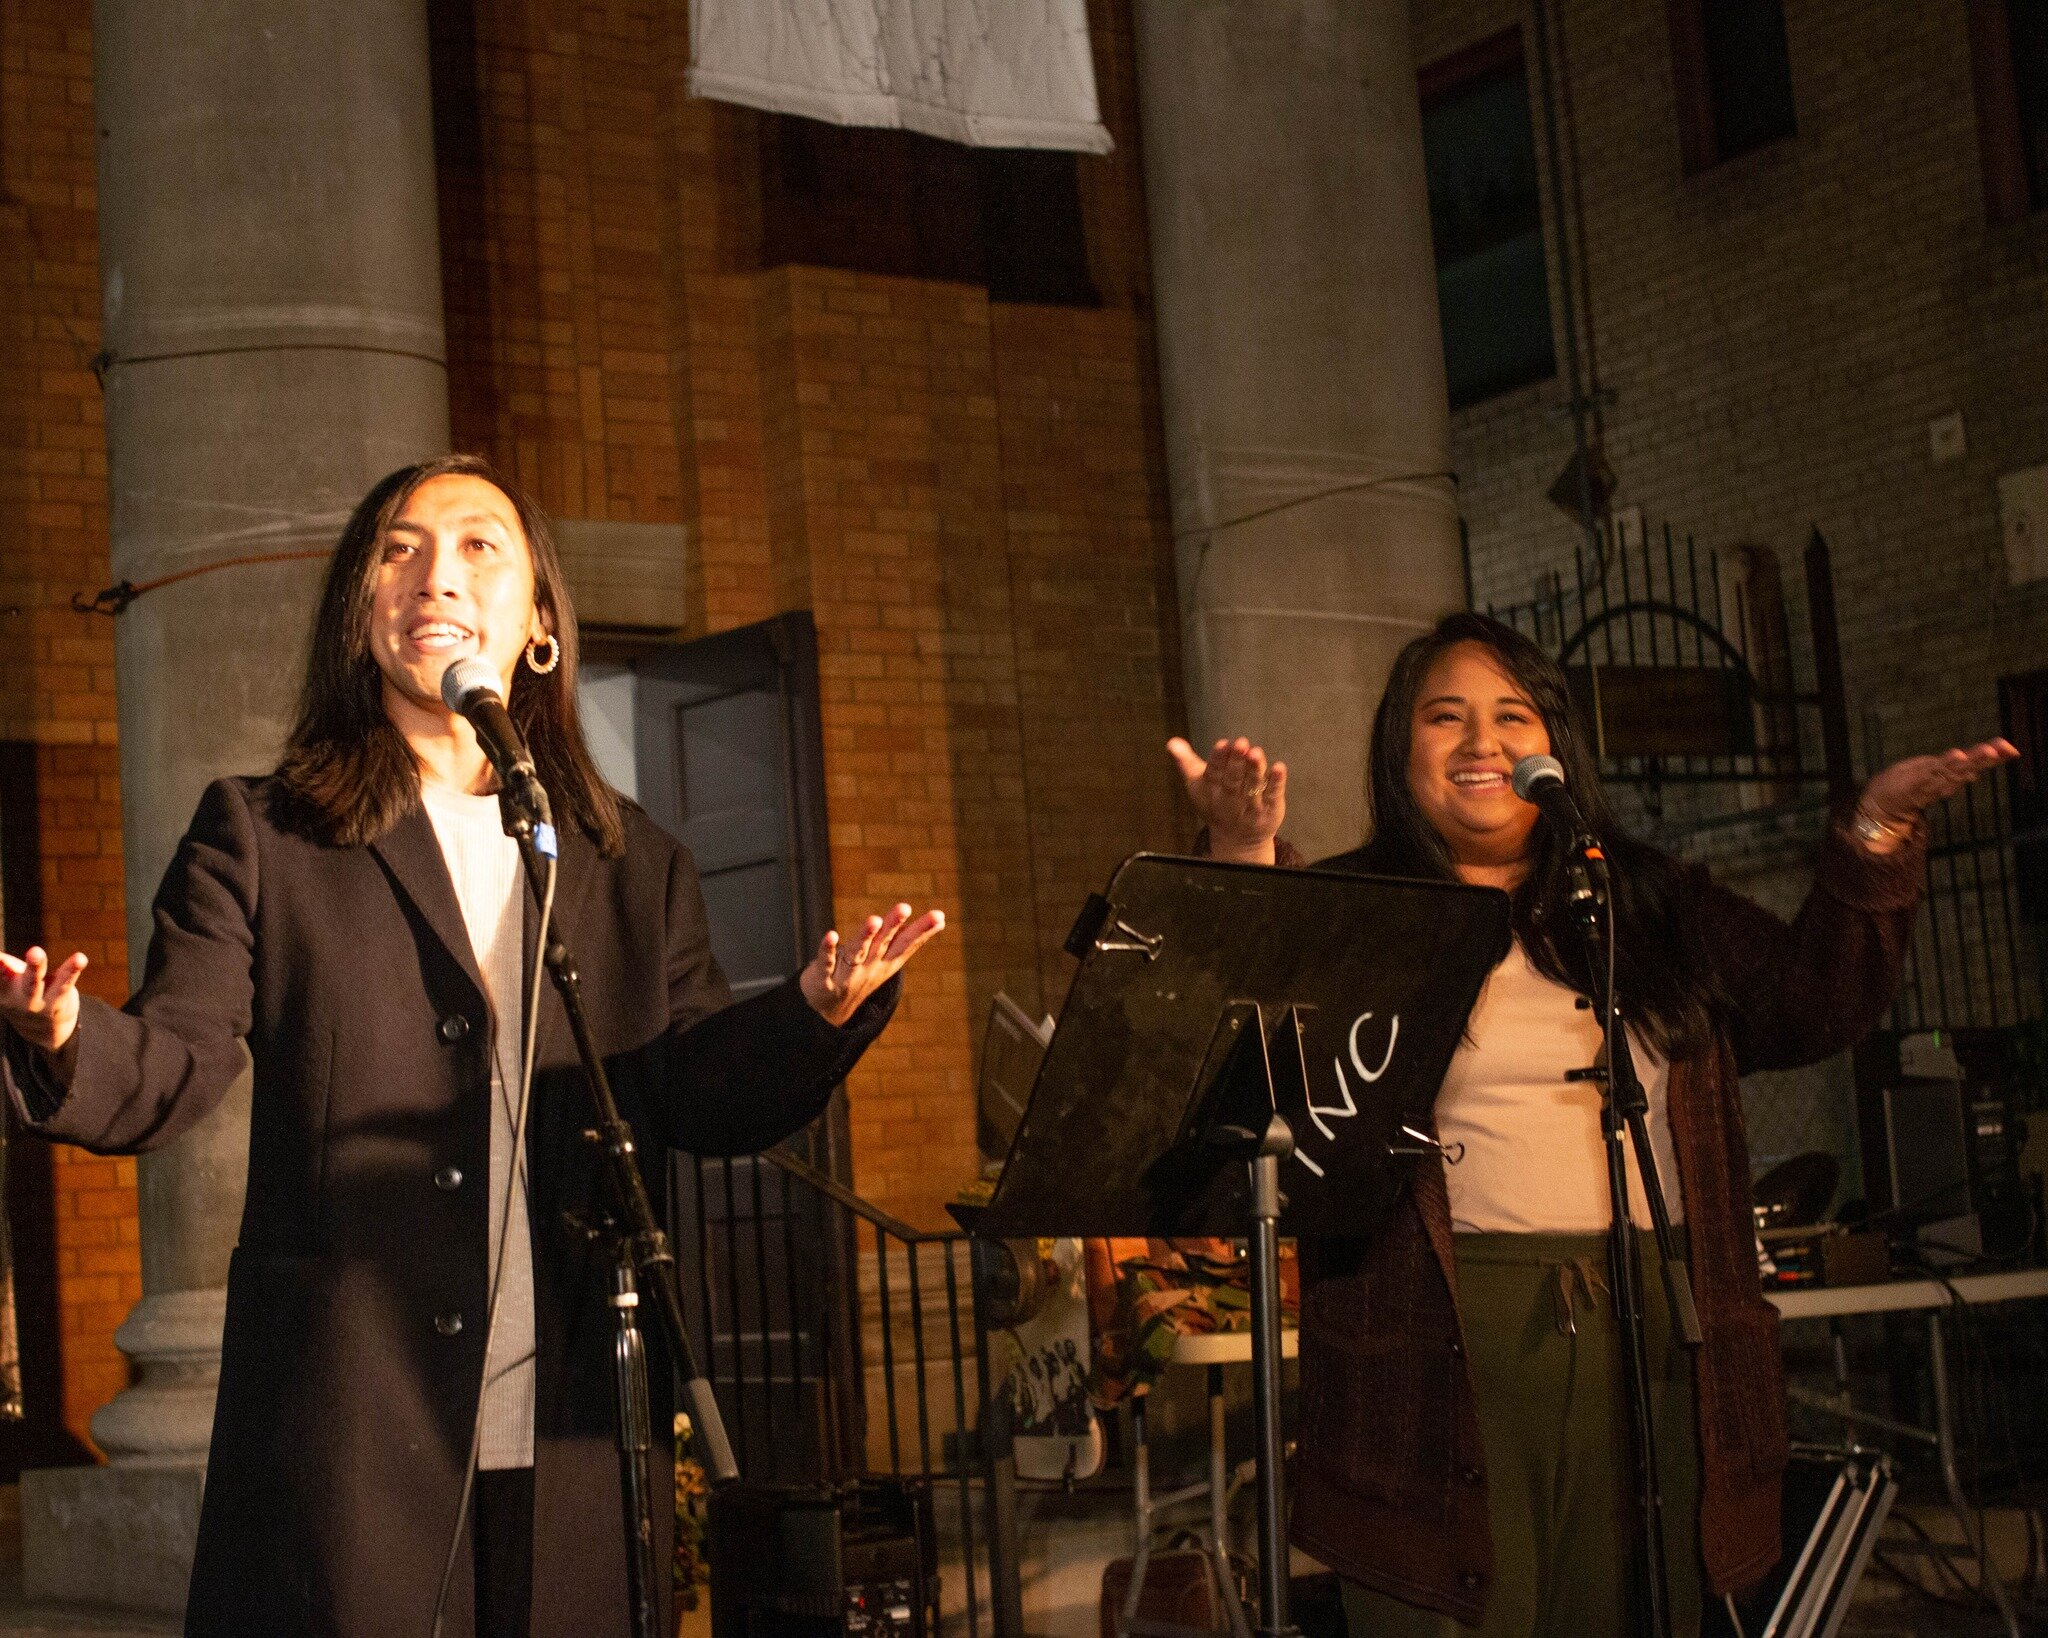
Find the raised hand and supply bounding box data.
[0,945,88,1056]
[1166,736,1286,865]
[1857,738,2020,852]
[799,903,946,1027]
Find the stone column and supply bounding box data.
[1134,0,1464,861]
[22,0,450,1612]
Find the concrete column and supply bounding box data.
[1134,0,1465,861]
[22,1,451,1612]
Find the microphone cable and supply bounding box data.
[431,842,557,1638]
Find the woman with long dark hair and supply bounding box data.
[1170,612,2012,1636]
[0,454,944,1637]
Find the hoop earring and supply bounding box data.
[525,634,561,676]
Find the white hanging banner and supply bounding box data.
[688,0,1113,155]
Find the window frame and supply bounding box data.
[1417,24,1559,411]
[1667,0,1798,175]
[1969,0,2035,225]
[1417,25,1527,110]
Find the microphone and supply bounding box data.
[1512,753,1604,924]
[1510,753,1588,839]
[440,658,552,827]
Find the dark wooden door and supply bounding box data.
[581,612,861,1481]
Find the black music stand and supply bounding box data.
[977,855,1510,1638]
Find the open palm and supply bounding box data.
[799,903,946,1027]
[1167,736,1286,861]
[0,945,88,1056]
[1861,739,2018,833]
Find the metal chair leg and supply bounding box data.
[1207,1365,1252,1638]
[1926,1311,2020,1638]
[1123,1392,1155,1630]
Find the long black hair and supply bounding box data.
[1348,612,1721,1057]
[275,453,626,856]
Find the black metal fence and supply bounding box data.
[1888,775,2047,1036]
[676,1142,994,1637]
[1484,523,1852,819]
[1484,520,2048,1038]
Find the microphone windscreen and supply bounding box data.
[1510,754,1566,801]
[440,656,502,712]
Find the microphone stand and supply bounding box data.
[1560,828,1700,1638]
[501,793,739,1638]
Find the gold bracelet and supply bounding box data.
[1851,809,1900,847]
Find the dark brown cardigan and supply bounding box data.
[1249,816,1925,1623]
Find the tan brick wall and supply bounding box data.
[0,1,141,1452]
[1409,0,2048,1175]
[438,0,1186,1228]
[1412,0,2048,768]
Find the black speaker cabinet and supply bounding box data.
[1853,1029,2033,1260]
[708,1477,938,1638]
[1853,1031,1982,1258]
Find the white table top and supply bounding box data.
[1168,1327,1300,1365]
[1147,1274,2048,1348]
[1767,1266,2048,1321]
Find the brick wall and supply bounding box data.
[0,1,140,1451]
[26,749,137,1446]
[1408,0,2048,1171]
[432,0,686,529]
[1412,0,2048,774]
[434,0,1186,1227]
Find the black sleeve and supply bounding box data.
[651,834,898,1157]
[1,1031,71,1124]
[1,779,257,1153]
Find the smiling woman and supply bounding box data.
[371,476,548,735]
[276,455,626,856]
[1404,642,1551,889]
[0,453,944,1638]
[1168,611,2014,1638]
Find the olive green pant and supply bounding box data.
[1340,1231,1702,1638]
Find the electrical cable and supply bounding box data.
[1975,1304,2048,1606]
[1873,1542,1978,1608]
[430,846,557,1638]
[1896,1187,2042,1269]
[1883,1509,1985,1603]
[1930,1266,1994,1606]
[1885,1257,2027,1616]
[1171,468,1458,547]
[1829,1258,2048,1621]
[71,548,332,616]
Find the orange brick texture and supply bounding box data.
[434,0,1189,1227]
[0,0,141,1452]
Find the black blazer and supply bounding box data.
[4,776,895,1637]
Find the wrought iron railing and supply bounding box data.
[1889,775,2047,1036]
[1485,523,1853,820]
[675,1142,996,1637]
